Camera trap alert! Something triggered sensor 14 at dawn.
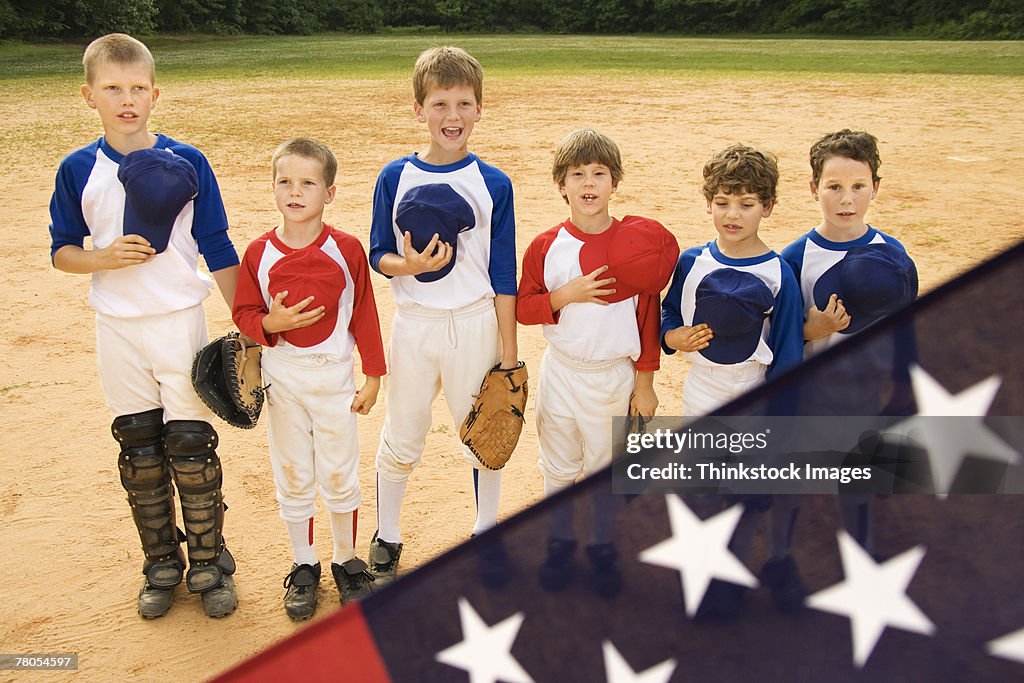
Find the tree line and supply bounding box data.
[2,0,1021,41]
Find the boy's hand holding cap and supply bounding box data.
[693,268,775,364]
[395,183,476,283]
[267,248,344,348]
[813,243,918,335]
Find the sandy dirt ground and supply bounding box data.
[1,68,1023,681]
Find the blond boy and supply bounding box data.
[366,47,519,585]
[48,34,240,619]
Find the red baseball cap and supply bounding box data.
[267,248,345,348]
[578,216,680,303]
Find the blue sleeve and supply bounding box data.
[48,149,94,262]
[766,260,804,379]
[779,236,806,287]
[660,247,698,355]
[368,162,402,276]
[482,166,517,296]
[878,231,907,252]
[176,145,238,271]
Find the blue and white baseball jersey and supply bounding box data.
[368,153,517,310]
[661,241,804,379]
[781,226,907,357]
[48,134,237,318]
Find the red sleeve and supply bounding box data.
[231,235,280,347]
[634,292,661,372]
[338,233,387,377]
[516,228,560,326]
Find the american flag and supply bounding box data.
[215,241,1024,682]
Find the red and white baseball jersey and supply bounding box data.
[517,217,661,372]
[233,223,386,375]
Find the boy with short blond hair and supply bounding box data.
[661,143,803,417]
[367,46,519,586]
[518,128,678,596]
[48,33,240,619]
[233,137,385,620]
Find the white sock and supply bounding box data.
[544,478,574,540]
[286,517,318,566]
[376,475,408,544]
[472,468,502,535]
[330,510,357,566]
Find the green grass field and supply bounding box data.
[1,33,1022,82]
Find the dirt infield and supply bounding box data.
[1,70,1023,680]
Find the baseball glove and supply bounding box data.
[460,362,529,470]
[191,332,265,429]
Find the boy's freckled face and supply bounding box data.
[273,154,335,227]
[560,162,617,224]
[414,84,481,162]
[811,156,879,235]
[81,61,158,139]
[707,190,773,249]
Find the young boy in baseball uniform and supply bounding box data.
[770,129,918,612]
[518,128,678,597]
[48,33,240,619]
[660,144,803,617]
[367,46,519,585]
[233,138,386,620]
[661,144,803,417]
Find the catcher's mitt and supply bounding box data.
[191,332,265,429]
[460,362,529,470]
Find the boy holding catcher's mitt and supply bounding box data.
[48,33,241,619]
[517,128,678,595]
[366,46,521,588]
[232,138,386,620]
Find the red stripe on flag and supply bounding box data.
[212,603,390,683]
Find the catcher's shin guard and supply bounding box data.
[163,420,235,593]
[112,409,185,588]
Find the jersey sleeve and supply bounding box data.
[482,167,517,296]
[368,162,402,276]
[175,146,238,272]
[231,238,279,347]
[340,235,387,377]
[635,292,661,372]
[516,230,558,326]
[48,151,92,262]
[766,260,804,380]
[660,248,698,355]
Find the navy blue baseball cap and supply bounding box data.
[395,183,476,283]
[813,243,918,335]
[117,147,199,254]
[693,269,774,365]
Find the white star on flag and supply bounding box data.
[806,530,935,667]
[987,627,1024,664]
[435,597,533,683]
[886,364,1018,495]
[602,640,676,683]
[638,494,758,617]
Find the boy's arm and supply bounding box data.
[341,235,387,414]
[52,237,156,273]
[231,242,279,347]
[494,294,518,369]
[660,250,712,354]
[341,235,388,378]
[516,235,558,325]
[766,264,805,380]
[631,292,662,418]
[211,265,239,310]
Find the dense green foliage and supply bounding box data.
[1,0,1022,40]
